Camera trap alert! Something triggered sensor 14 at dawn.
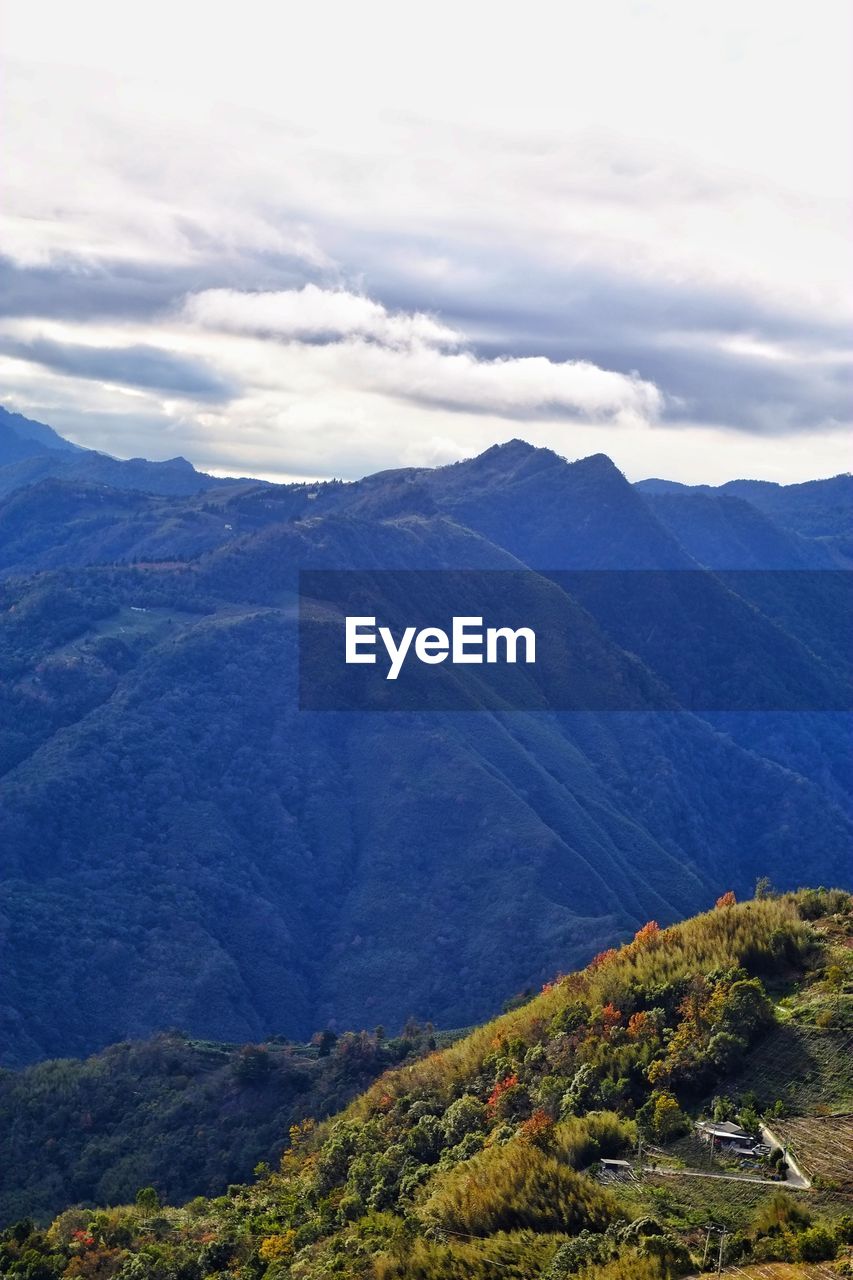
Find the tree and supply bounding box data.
[825,964,844,1014]
[626,1011,650,1042]
[311,1028,337,1057]
[797,1225,837,1262]
[561,1064,597,1117]
[644,1091,689,1142]
[717,978,773,1040]
[632,921,661,948]
[715,890,737,908]
[134,1187,160,1217]
[712,1095,735,1122]
[707,1031,747,1071]
[442,1094,486,1145]
[233,1044,272,1083]
[598,1003,623,1040]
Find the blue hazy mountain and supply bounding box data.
[0,404,241,498]
[0,411,849,1066]
[636,471,853,565]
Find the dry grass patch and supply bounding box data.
[771,1114,853,1189]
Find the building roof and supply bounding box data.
[698,1120,750,1138]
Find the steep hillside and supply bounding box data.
[643,491,837,568]
[719,476,853,542]
[0,405,80,465]
[0,480,245,577]
[0,536,849,1062]
[3,891,850,1279]
[415,442,695,569]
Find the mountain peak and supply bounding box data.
[572,451,621,473]
[481,437,538,457]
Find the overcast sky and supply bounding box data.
[1,0,851,483]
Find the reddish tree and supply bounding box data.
[599,1002,623,1039]
[627,1010,650,1041]
[715,890,737,908]
[520,1108,555,1145]
[487,1073,519,1112]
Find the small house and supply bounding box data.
[696,1120,756,1153]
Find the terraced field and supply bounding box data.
[692,1265,842,1279]
[618,1171,771,1230]
[772,1114,853,1189]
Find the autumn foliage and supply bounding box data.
[487,1073,519,1113]
[632,920,661,947]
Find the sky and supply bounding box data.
[1,0,851,484]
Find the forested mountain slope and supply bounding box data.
[0,1022,447,1226]
[3,891,850,1278]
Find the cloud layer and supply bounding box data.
[0,0,850,483]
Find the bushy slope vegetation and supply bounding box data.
[3,892,850,1280]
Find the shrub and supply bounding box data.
[797,1225,837,1262]
[441,1094,486,1145]
[553,1113,635,1169]
[750,1191,811,1237]
[420,1138,617,1237]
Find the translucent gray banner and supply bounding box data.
[298,570,852,712]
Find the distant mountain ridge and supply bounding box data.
[0,404,241,498]
[1,403,848,566]
[636,470,853,566]
[0,405,81,460]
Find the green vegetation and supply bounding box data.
[0,1026,448,1226]
[2,891,850,1279]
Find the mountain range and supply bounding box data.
[0,405,850,1067]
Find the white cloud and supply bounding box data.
[183,286,459,348]
[315,339,662,424]
[180,285,661,424]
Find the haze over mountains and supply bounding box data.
[0,405,850,1067]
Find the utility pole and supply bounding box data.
[716,1228,726,1275]
[701,1226,712,1268]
